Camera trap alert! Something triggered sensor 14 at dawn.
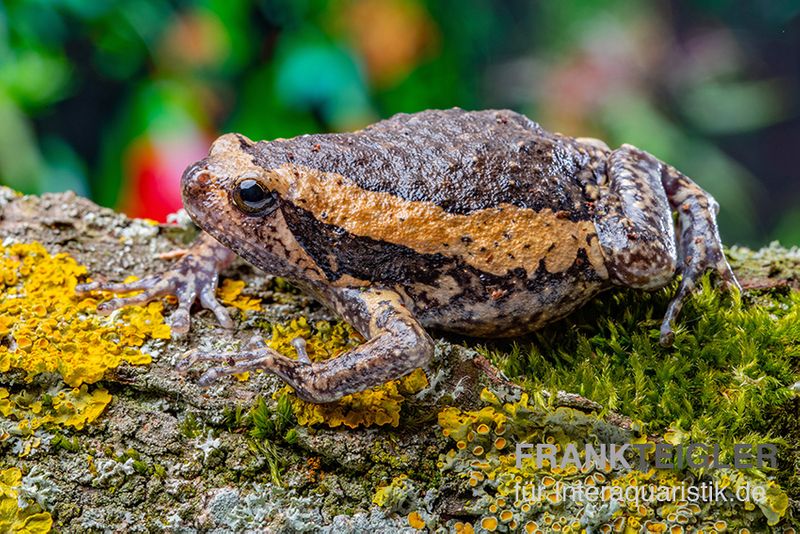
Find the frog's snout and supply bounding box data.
[181,160,209,188]
[181,160,211,201]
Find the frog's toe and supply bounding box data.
[659,245,740,347]
[199,286,234,329]
[243,335,266,350]
[92,279,172,314]
[659,317,676,347]
[291,336,311,364]
[170,281,202,335]
[195,351,301,387]
[716,258,742,293]
[175,349,204,373]
[169,307,192,336]
[77,278,155,295]
[176,347,277,376]
[660,290,686,347]
[176,348,231,373]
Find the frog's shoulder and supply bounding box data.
[246,108,596,217]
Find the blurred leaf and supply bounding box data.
[681,79,789,133]
[203,0,258,73]
[0,49,72,108]
[255,0,314,29]
[601,94,759,245]
[93,0,172,79]
[96,79,209,208]
[227,62,319,140]
[155,7,232,74]
[773,209,800,246]
[337,0,438,88]
[535,0,645,52]
[5,0,68,47]
[0,91,44,194]
[40,136,89,196]
[274,31,374,128]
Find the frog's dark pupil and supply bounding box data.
[236,179,274,212]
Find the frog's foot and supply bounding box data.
[596,145,740,347]
[179,288,433,403]
[659,167,741,346]
[176,335,308,374]
[76,232,236,335]
[176,346,280,376]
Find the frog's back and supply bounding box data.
[246,108,600,218]
[242,108,611,337]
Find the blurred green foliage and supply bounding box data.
[0,0,798,244]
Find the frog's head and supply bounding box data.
[181,133,319,279]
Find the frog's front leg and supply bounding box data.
[76,232,236,334]
[594,144,739,346]
[182,288,434,403]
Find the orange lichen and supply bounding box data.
[481,516,498,532]
[407,511,425,530]
[217,278,262,315]
[0,468,52,533]
[271,317,428,428]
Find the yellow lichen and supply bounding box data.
[438,387,783,533]
[271,317,428,429]
[0,242,164,387]
[217,278,262,314]
[0,468,52,533]
[0,242,167,438]
[481,516,498,532]
[0,385,112,432]
[372,474,414,509]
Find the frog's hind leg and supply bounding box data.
[659,159,740,344]
[595,144,739,346]
[180,288,434,403]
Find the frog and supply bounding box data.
[77,108,740,403]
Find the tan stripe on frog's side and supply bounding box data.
[266,163,608,279]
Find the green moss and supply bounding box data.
[51,433,80,452]
[469,271,799,529]
[221,404,247,432]
[479,275,798,463]
[132,460,149,475]
[179,413,202,439]
[248,395,295,442]
[152,463,166,479]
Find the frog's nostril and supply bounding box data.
[195,171,211,186]
[181,162,212,188]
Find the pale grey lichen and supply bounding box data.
[17,465,61,511]
[203,484,324,533]
[580,499,622,533]
[166,208,195,229]
[194,430,222,463]
[92,456,136,487]
[117,219,160,242]
[320,509,416,534]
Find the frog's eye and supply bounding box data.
[232,178,277,215]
